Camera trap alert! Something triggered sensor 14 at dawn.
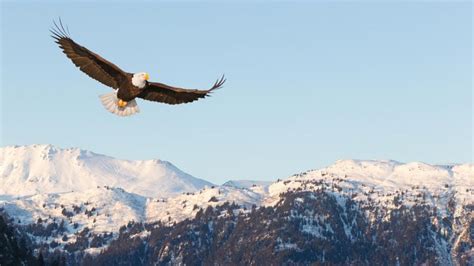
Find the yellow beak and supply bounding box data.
[144,73,150,81]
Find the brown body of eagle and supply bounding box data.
[50,20,225,116]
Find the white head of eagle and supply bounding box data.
[132,72,149,89]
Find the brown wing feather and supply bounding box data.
[138,75,226,105]
[51,20,128,89]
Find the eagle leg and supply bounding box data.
[118,99,128,108]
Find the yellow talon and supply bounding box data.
[118,99,128,108]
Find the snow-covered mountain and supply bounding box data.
[266,159,473,208]
[222,179,272,189]
[1,147,472,230]
[0,145,472,265]
[0,144,212,198]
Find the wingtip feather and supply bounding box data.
[209,74,226,92]
[50,17,71,40]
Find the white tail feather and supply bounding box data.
[99,92,140,117]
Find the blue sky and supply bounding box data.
[1,2,472,184]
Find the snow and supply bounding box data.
[2,149,471,228]
[223,180,272,189]
[0,145,472,256]
[0,144,212,198]
[275,237,301,251]
[2,186,146,233]
[146,186,263,224]
[266,160,473,210]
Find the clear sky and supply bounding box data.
[1,1,472,184]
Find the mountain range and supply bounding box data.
[0,144,472,265]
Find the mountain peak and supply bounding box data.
[0,144,213,198]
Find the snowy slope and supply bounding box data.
[2,148,472,227]
[2,149,472,227]
[1,146,472,257]
[266,159,473,207]
[145,159,472,224]
[223,180,272,189]
[2,186,147,234]
[146,185,265,224]
[0,144,212,198]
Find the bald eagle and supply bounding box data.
[51,20,225,116]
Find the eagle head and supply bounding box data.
[132,72,149,88]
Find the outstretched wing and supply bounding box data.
[51,19,128,89]
[138,75,226,105]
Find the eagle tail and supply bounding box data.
[99,92,140,117]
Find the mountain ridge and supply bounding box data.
[0,144,213,198]
[0,144,472,265]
